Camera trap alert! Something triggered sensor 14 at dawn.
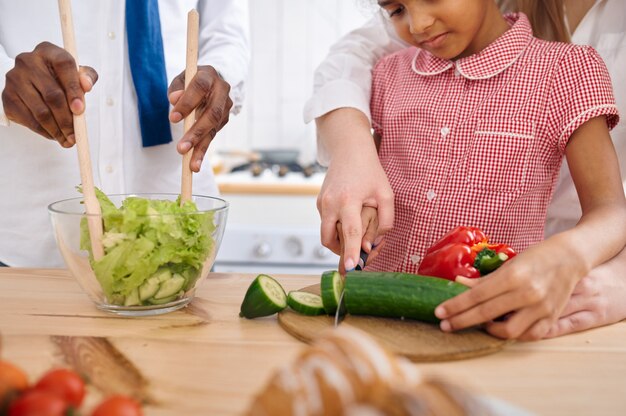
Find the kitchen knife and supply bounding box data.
[334,249,368,327]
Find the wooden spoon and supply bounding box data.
[57,0,104,260]
[180,9,199,203]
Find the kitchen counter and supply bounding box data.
[1,268,625,415]
[215,171,323,195]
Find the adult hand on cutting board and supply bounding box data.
[2,41,98,148]
[168,65,232,172]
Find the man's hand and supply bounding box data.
[168,65,232,172]
[1,42,98,147]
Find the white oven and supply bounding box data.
[212,169,339,275]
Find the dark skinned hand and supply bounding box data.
[168,65,232,172]
[1,42,98,147]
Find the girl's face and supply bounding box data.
[378,0,509,60]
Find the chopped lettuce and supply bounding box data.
[80,188,215,305]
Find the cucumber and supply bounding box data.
[344,271,469,323]
[124,288,141,306]
[147,292,182,305]
[239,274,287,319]
[152,268,172,282]
[139,277,161,301]
[287,291,325,316]
[153,274,186,299]
[320,270,344,315]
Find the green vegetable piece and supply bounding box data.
[239,274,287,319]
[124,288,141,307]
[139,277,161,301]
[287,291,325,316]
[344,271,469,323]
[320,270,344,315]
[153,274,186,299]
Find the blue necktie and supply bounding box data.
[125,0,172,147]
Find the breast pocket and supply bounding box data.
[465,119,535,193]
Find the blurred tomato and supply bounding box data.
[0,360,29,401]
[8,389,67,416]
[92,395,143,416]
[34,368,85,407]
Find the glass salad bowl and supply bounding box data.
[49,192,228,316]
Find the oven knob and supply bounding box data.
[285,237,303,256]
[253,241,272,258]
[314,246,332,259]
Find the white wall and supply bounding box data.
[212,0,376,165]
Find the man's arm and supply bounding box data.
[0,44,16,126]
[168,0,250,172]
[197,0,250,114]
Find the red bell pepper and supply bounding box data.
[417,226,516,281]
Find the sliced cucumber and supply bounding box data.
[239,274,287,319]
[320,270,344,315]
[152,268,172,282]
[344,271,469,323]
[147,291,182,305]
[139,277,161,301]
[124,288,141,306]
[153,274,186,299]
[287,291,325,316]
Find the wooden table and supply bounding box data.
[1,268,625,415]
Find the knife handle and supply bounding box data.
[355,249,369,271]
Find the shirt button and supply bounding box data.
[426,190,436,201]
[454,68,461,77]
[440,127,450,137]
[108,31,116,40]
[410,254,421,265]
[105,165,113,174]
[106,97,114,106]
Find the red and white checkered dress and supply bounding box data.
[369,13,619,273]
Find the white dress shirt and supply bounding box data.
[0,0,249,267]
[303,0,625,238]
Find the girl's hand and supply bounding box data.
[435,237,585,340]
[168,65,233,172]
[544,247,626,338]
[335,207,383,274]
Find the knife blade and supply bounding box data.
[334,249,368,327]
[334,289,345,327]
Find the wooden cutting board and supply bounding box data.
[277,284,511,362]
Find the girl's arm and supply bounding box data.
[435,116,626,340]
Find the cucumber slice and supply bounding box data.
[139,277,161,301]
[320,270,344,315]
[239,274,287,319]
[287,291,325,316]
[152,268,172,283]
[147,291,182,305]
[124,288,141,306]
[153,274,186,299]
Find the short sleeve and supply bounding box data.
[549,45,619,152]
[370,58,389,138]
